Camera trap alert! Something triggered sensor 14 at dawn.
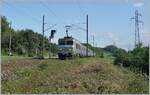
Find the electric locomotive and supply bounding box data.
[58,36,94,59]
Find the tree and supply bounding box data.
[104,45,118,54]
[114,45,149,75]
[1,16,57,57]
[1,16,15,55]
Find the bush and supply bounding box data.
[99,52,104,58]
[114,46,149,75]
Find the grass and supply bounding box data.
[1,55,31,61]
[1,57,149,94]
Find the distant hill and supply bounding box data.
[103,45,118,53]
[103,45,127,56]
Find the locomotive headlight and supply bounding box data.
[59,48,62,50]
[69,48,72,51]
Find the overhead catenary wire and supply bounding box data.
[39,0,87,40]
[73,0,86,26]
[40,0,87,39]
[74,0,90,49]
[2,0,41,24]
[41,0,85,26]
[75,0,85,17]
[3,0,88,41]
[71,24,86,31]
[39,1,66,25]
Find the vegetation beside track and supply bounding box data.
[1,58,148,94]
[1,55,32,61]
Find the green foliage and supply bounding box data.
[1,16,58,57]
[114,46,149,75]
[104,45,118,54]
[1,16,12,54]
[93,47,107,57]
[99,52,104,58]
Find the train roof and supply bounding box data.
[59,36,81,43]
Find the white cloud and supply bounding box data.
[140,26,150,45]
[133,2,144,7]
[124,0,144,7]
[106,32,118,43]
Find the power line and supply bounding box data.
[39,1,66,25]
[62,22,86,37]
[74,0,87,25]
[75,0,85,16]
[74,0,90,53]
[44,24,57,32]
[71,24,86,31]
[40,0,87,39]
[2,0,41,24]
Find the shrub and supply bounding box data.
[114,46,149,75]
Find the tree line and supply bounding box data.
[104,45,149,75]
[1,16,57,57]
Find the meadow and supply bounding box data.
[1,57,149,94]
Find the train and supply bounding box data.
[58,36,95,59]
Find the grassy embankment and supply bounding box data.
[1,57,149,94]
[2,55,31,61]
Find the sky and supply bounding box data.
[1,0,149,50]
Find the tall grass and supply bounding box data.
[1,58,149,94]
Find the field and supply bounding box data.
[1,57,149,94]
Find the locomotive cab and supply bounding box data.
[58,36,74,59]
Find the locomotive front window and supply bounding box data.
[67,40,73,45]
[59,40,65,45]
[59,39,73,45]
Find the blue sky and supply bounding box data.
[2,0,149,50]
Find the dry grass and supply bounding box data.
[1,58,149,94]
